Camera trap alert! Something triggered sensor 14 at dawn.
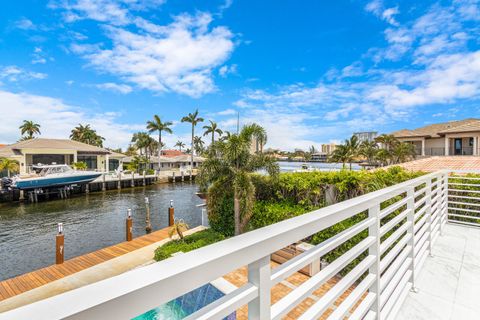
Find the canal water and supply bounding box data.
[0,182,203,281]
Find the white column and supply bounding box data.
[73,152,78,163]
[444,137,449,156]
[473,136,478,156]
[105,154,110,172]
[421,138,425,156]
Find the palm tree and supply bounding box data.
[181,109,204,174]
[203,120,223,145]
[146,115,173,171]
[375,134,399,151]
[248,124,267,153]
[19,120,41,139]
[70,124,105,147]
[328,145,351,169]
[174,140,186,152]
[197,124,279,235]
[168,219,189,240]
[359,140,379,166]
[131,132,151,156]
[0,158,19,177]
[391,142,416,164]
[193,136,205,155]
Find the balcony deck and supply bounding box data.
[396,223,480,320]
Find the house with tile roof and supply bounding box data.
[0,138,125,174]
[391,118,480,156]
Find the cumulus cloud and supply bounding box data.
[0,90,142,148]
[365,0,400,26]
[70,12,235,97]
[94,82,133,94]
[0,65,47,82]
[219,64,237,77]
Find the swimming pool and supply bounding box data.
[132,283,236,320]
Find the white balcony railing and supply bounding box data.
[3,170,480,320]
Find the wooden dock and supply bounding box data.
[0,226,172,302]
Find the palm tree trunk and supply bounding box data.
[191,126,194,178]
[234,192,240,236]
[158,131,162,172]
[212,133,214,145]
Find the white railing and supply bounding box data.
[447,170,480,228]
[0,170,453,320]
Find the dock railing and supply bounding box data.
[0,170,456,319]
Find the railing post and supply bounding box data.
[248,255,271,320]
[368,204,381,319]
[441,172,449,235]
[426,178,433,256]
[406,186,418,292]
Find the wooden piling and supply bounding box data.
[172,171,176,183]
[168,200,174,227]
[102,173,106,191]
[145,197,152,234]
[131,172,135,188]
[181,171,184,182]
[143,170,146,186]
[118,173,122,189]
[126,209,133,241]
[56,223,64,264]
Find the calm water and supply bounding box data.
[0,182,203,281]
[277,161,361,172]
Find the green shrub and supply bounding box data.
[154,229,225,261]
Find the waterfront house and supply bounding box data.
[123,150,205,171]
[391,118,480,156]
[0,138,125,174]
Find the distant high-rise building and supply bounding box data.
[321,143,337,154]
[353,131,378,142]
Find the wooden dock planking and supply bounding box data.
[0,226,172,302]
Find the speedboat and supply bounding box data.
[6,164,102,190]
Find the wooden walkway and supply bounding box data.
[0,227,171,302]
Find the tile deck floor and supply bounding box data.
[396,223,480,320]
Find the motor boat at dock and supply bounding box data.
[1,164,102,191]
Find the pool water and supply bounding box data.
[133,283,236,320]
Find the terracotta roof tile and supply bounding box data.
[388,156,480,172]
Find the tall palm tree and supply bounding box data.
[193,136,205,155]
[174,140,186,152]
[375,134,399,151]
[203,120,223,145]
[70,124,105,147]
[131,132,152,157]
[391,142,416,164]
[19,120,41,139]
[328,145,350,169]
[181,109,204,174]
[0,158,19,177]
[146,115,173,171]
[359,140,379,165]
[198,124,279,235]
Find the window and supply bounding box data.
[77,156,97,170]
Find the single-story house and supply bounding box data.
[0,138,125,174]
[391,118,480,156]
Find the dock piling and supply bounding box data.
[168,200,175,227]
[126,209,133,241]
[172,171,176,183]
[145,197,152,234]
[102,173,106,191]
[143,170,146,186]
[56,223,64,264]
[131,172,135,188]
[181,171,184,182]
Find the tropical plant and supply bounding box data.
[219,131,232,142]
[181,109,204,170]
[174,140,186,152]
[125,145,137,156]
[0,158,19,177]
[19,120,41,139]
[146,115,173,170]
[193,136,205,155]
[249,124,267,153]
[328,135,360,169]
[131,132,152,157]
[391,142,416,164]
[72,161,88,170]
[70,124,105,147]
[203,120,223,145]
[197,124,279,235]
[375,134,399,151]
[359,140,379,165]
[126,155,148,173]
[168,219,189,240]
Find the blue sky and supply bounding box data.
[0,0,479,150]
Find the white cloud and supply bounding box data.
[219,64,237,77]
[95,82,133,94]
[50,0,166,25]
[0,66,47,82]
[365,0,400,26]
[216,108,237,116]
[0,90,142,148]
[71,12,235,97]
[14,18,36,30]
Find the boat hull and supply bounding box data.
[13,173,102,190]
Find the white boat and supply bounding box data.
[5,164,102,190]
[293,163,317,173]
